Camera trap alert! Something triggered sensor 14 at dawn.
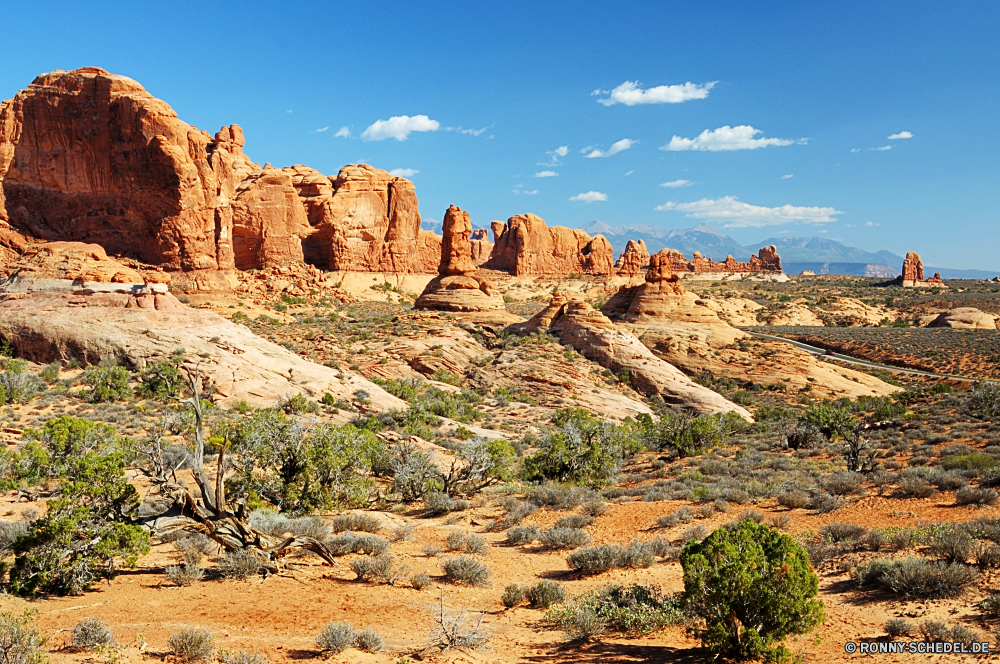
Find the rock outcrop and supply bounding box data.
[231,168,310,269]
[614,239,649,277]
[928,308,997,330]
[511,294,752,419]
[0,68,260,285]
[0,289,404,411]
[483,213,614,276]
[470,228,493,266]
[0,241,170,293]
[415,205,504,312]
[658,246,783,274]
[898,251,943,287]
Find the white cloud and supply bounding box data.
[286,109,293,114]
[457,127,488,136]
[851,148,860,153]
[335,126,351,138]
[585,138,636,158]
[535,170,559,178]
[662,125,799,151]
[570,191,608,203]
[389,168,419,177]
[655,196,841,228]
[888,131,913,140]
[781,174,794,179]
[597,80,717,106]
[624,170,633,176]
[512,184,538,195]
[872,145,892,151]
[865,221,880,227]
[315,126,329,133]
[539,145,570,167]
[361,115,440,141]
[660,179,693,188]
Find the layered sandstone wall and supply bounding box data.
[614,239,649,277]
[483,213,614,276]
[658,245,782,274]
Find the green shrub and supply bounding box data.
[40,362,61,385]
[316,622,354,654]
[138,361,183,399]
[442,555,491,587]
[82,365,132,403]
[0,610,46,664]
[525,580,567,609]
[943,454,999,471]
[643,412,732,458]
[680,519,825,663]
[800,404,856,440]
[502,583,525,608]
[547,583,684,638]
[168,627,215,663]
[0,361,46,405]
[71,617,114,650]
[853,555,978,599]
[522,409,642,485]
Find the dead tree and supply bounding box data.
[140,364,339,570]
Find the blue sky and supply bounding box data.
[3,1,998,270]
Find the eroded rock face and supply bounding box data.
[415,205,504,312]
[0,68,259,282]
[0,241,165,292]
[657,246,783,274]
[615,239,649,277]
[232,168,310,269]
[899,251,944,287]
[483,213,614,276]
[928,308,997,330]
[470,228,493,266]
[511,293,751,419]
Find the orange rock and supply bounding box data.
[614,239,649,276]
[898,251,943,287]
[484,213,614,276]
[470,228,493,266]
[231,168,310,269]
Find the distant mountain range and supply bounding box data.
[421,219,997,279]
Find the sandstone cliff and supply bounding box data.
[484,213,614,276]
[470,228,493,266]
[614,239,649,277]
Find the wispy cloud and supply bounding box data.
[535,170,559,178]
[570,191,608,203]
[596,80,717,106]
[865,221,881,227]
[584,138,636,158]
[624,170,634,176]
[539,145,570,167]
[656,196,841,228]
[315,126,329,133]
[662,125,801,151]
[389,168,419,177]
[888,131,913,140]
[512,184,538,195]
[286,109,293,114]
[335,126,351,138]
[851,148,860,153]
[781,174,794,179]
[361,115,440,141]
[660,179,693,188]
[872,145,892,151]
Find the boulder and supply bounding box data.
[614,239,649,277]
[483,213,614,276]
[928,308,997,330]
[415,205,505,312]
[0,68,261,286]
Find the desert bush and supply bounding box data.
[166,564,204,587]
[332,512,382,533]
[820,522,867,543]
[40,362,61,385]
[821,471,864,496]
[972,541,1000,568]
[411,572,432,590]
[930,532,973,563]
[785,422,823,450]
[956,486,999,506]
[547,583,683,638]
[929,470,968,491]
[800,404,856,440]
[388,443,440,501]
[898,476,936,498]
[777,491,810,510]
[248,509,331,540]
[0,609,46,664]
[554,514,594,529]
[525,580,567,608]
[502,583,525,608]
[918,620,949,643]
[979,593,1000,615]
[316,622,355,654]
[350,553,406,584]
[885,618,914,638]
[0,362,46,406]
[810,493,845,513]
[218,549,264,580]
[680,519,824,662]
[82,365,132,403]
[565,541,657,575]
[168,627,215,664]
[424,491,459,515]
[442,555,491,587]
[446,531,489,555]
[681,524,709,543]
[522,409,642,484]
[853,555,979,599]
[218,650,269,664]
[970,382,1000,420]
[539,527,592,550]
[506,525,541,545]
[71,617,114,650]
[390,523,416,542]
[326,532,389,557]
[138,361,183,399]
[768,513,793,530]
[0,520,28,553]
[581,499,608,516]
[643,411,732,458]
[353,628,383,653]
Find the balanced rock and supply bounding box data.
[470,228,493,266]
[483,213,614,276]
[415,205,504,312]
[928,308,997,330]
[615,239,649,277]
[512,294,751,419]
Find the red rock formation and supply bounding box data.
[231,168,311,269]
[417,230,442,273]
[470,228,493,266]
[603,249,721,324]
[614,239,649,276]
[415,205,504,312]
[898,251,943,287]
[483,213,614,276]
[0,68,259,283]
[658,245,782,274]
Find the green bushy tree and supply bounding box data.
[800,403,856,440]
[680,519,825,662]
[139,360,183,399]
[82,365,132,403]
